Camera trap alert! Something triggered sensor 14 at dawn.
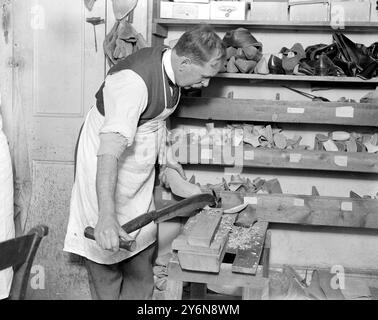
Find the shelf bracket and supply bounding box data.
[152,22,168,39]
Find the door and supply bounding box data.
[10,0,109,299]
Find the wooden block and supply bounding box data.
[187,209,223,247]
[177,247,226,273]
[173,213,236,273]
[232,221,269,275]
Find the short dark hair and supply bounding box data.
[173,25,226,66]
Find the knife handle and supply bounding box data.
[84,226,137,252]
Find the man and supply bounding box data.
[64,25,226,300]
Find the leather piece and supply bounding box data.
[223,28,262,50]
[268,55,285,74]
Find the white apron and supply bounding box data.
[0,114,15,299]
[64,85,180,265]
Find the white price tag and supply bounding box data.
[244,150,255,160]
[290,153,302,163]
[287,107,305,114]
[244,197,258,205]
[334,155,348,167]
[294,198,305,207]
[162,191,172,201]
[336,106,354,118]
[341,201,353,211]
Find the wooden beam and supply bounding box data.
[154,186,378,229]
[215,73,378,83]
[219,191,378,229]
[175,97,378,127]
[179,144,378,173]
[168,254,268,288]
[154,18,378,33]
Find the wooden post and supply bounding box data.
[263,230,271,279]
[165,279,183,300]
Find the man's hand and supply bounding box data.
[94,214,133,252]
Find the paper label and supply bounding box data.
[290,153,302,163]
[244,150,255,160]
[287,107,305,114]
[244,197,258,205]
[294,198,305,206]
[336,106,354,118]
[334,155,348,167]
[162,191,172,201]
[341,201,353,211]
[201,148,212,160]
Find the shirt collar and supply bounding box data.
[163,49,176,85]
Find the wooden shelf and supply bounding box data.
[175,97,378,127]
[215,73,378,83]
[176,144,378,173]
[154,187,378,230]
[154,19,378,33]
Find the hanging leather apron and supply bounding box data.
[64,78,180,265]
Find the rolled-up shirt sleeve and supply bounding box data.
[99,69,148,147]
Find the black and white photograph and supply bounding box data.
[1,0,378,307]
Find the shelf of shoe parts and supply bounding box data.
[154,186,378,229]
[153,19,378,83]
[175,97,378,127]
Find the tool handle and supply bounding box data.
[84,227,137,252]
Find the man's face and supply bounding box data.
[176,57,223,90]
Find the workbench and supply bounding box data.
[164,208,271,300]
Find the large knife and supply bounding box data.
[84,192,217,252]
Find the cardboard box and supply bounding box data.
[371,0,378,21]
[289,0,330,21]
[331,0,371,22]
[249,0,288,21]
[210,0,247,20]
[160,1,211,19]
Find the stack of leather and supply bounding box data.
[197,175,283,194]
[222,28,266,74]
[294,33,378,79]
[242,124,306,150]
[314,131,378,153]
[269,43,307,75]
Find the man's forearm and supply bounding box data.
[96,154,118,217]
